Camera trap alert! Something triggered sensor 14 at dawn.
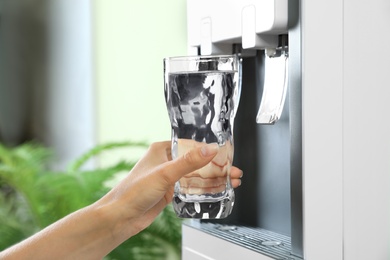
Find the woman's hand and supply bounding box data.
[96,141,243,241]
[0,141,243,260]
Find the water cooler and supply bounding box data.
[181,0,390,259]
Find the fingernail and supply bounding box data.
[201,143,219,157]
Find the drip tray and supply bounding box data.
[184,221,302,260]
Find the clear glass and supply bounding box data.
[164,55,242,219]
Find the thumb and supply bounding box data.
[160,143,219,184]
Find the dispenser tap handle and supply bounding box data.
[256,49,289,124]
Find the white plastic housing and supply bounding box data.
[187,0,288,55]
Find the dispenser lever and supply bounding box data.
[256,48,289,124]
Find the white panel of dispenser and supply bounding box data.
[187,0,288,54]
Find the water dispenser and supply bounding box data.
[182,0,303,259]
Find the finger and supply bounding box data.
[231,178,242,188]
[230,167,243,179]
[159,143,219,185]
[230,167,243,189]
[147,141,172,163]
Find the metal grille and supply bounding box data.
[184,222,302,260]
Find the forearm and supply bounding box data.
[0,142,223,259]
[0,203,125,260]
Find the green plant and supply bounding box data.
[0,141,182,259]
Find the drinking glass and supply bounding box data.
[164,54,242,219]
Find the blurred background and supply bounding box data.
[0,1,187,257]
[0,0,187,169]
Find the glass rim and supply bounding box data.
[163,54,239,62]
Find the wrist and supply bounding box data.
[92,196,139,245]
